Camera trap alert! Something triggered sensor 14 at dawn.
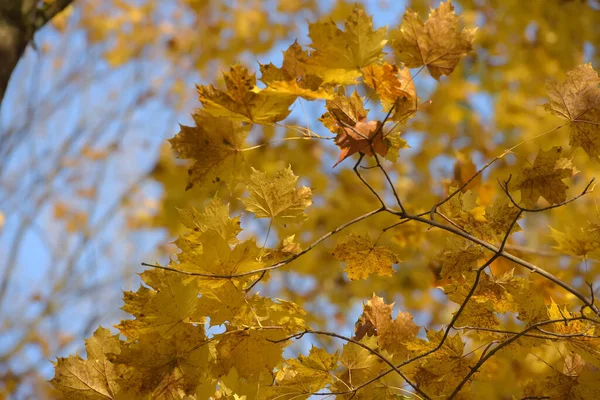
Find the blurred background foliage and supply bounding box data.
[0,0,599,397]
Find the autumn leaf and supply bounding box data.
[436,237,484,281]
[513,146,577,207]
[113,326,212,397]
[333,120,388,167]
[215,329,286,381]
[336,336,387,388]
[263,235,302,263]
[242,166,312,224]
[169,110,249,190]
[550,222,600,259]
[440,189,521,242]
[389,0,476,80]
[319,91,368,134]
[260,42,334,100]
[332,234,399,280]
[305,5,387,84]
[175,232,264,280]
[544,64,600,159]
[197,64,296,123]
[177,197,241,244]
[117,269,204,341]
[362,62,418,122]
[269,346,338,397]
[51,327,125,399]
[355,294,420,358]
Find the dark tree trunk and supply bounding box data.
[0,0,75,108]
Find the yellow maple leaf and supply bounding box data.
[550,222,600,259]
[337,336,387,387]
[197,64,296,123]
[114,325,212,397]
[242,166,312,224]
[355,294,420,358]
[547,299,586,335]
[332,234,399,280]
[177,197,241,244]
[260,42,334,100]
[436,237,484,281]
[513,146,577,207]
[117,269,204,341]
[216,329,285,381]
[174,231,264,282]
[390,0,476,80]
[51,327,125,399]
[544,63,600,159]
[169,110,249,190]
[269,346,338,397]
[304,5,387,84]
[319,91,368,134]
[362,62,418,122]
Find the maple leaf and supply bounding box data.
[177,197,241,244]
[436,237,484,283]
[113,325,212,397]
[334,120,389,167]
[523,369,600,400]
[242,166,312,224]
[444,270,523,316]
[355,294,420,359]
[321,92,406,166]
[337,336,388,388]
[196,282,250,327]
[304,5,387,84]
[405,330,471,396]
[550,222,600,259]
[441,189,521,242]
[332,233,399,280]
[215,329,286,381]
[513,146,577,207]
[544,64,600,159]
[51,327,125,399]
[169,110,249,190]
[319,91,368,134]
[547,300,586,335]
[197,64,296,123]
[454,299,500,329]
[362,62,418,122]
[117,269,204,341]
[268,346,338,397]
[263,235,302,263]
[390,0,476,80]
[260,42,334,100]
[175,232,264,280]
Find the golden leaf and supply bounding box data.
[362,63,418,122]
[216,329,285,381]
[197,65,296,123]
[304,5,387,84]
[177,197,241,244]
[319,91,368,134]
[544,63,600,159]
[550,222,600,259]
[242,166,312,224]
[269,346,338,396]
[260,42,334,100]
[390,0,476,80]
[51,327,125,399]
[513,146,577,207]
[169,110,249,190]
[332,234,399,280]
[355,294,420,358]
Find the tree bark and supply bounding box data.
[0,0,75,109]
